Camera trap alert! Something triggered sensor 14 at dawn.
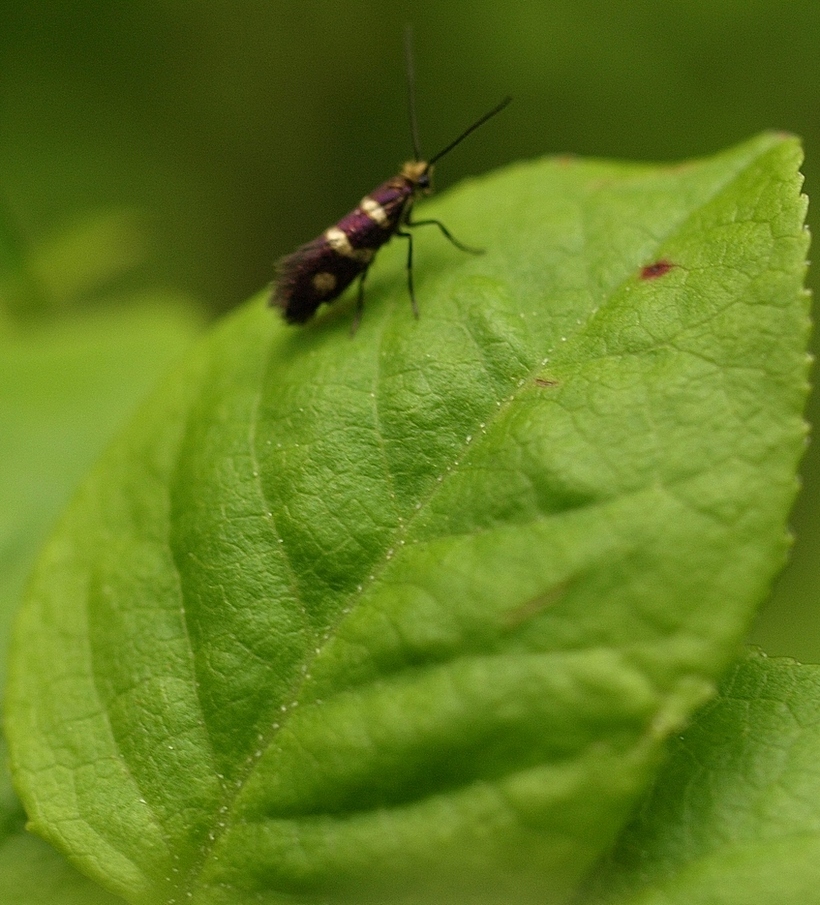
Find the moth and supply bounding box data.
[270,31,510,332]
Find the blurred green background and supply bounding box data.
[1,0,818,659]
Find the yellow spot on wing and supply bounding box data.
[325,226,375,263]
[360,196,389,226]
[312,271,337,296]
[325,226,353,254]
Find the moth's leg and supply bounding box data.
[405,212,484,255]
[396,230,419,318]
[350,268,369,336]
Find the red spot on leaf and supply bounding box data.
[640,260,675,280]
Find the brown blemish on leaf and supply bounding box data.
[503,582,569,629]
[640,259,675,280]
[535,377,560,388]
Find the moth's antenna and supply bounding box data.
[404,25,422,161]
[428,95,512,166]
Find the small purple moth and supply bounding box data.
[270,31,510,332]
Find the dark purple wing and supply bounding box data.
[336,176,412,246]
[368,177,415,225]
[270,235,367,324]
[270,175,415,325]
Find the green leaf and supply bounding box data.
[1,733,125,904]
[587,652,820,904]
[5,133,809,905]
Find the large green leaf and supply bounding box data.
[587,652,820,905]
[5,134,809,904]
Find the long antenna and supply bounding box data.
[404,25,422,161]
[428,95,512,166]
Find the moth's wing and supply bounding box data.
[271,235,366,324]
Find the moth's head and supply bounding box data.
[401,160,433,195]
